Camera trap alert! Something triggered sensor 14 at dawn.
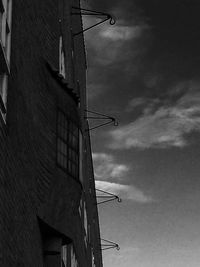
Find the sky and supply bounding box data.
[82,1,200,266]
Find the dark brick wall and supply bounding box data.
[0,0,102,266]
[0,0,60,266]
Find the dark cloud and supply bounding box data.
[84,2,200,263]
[85,0,200,124]
[134,0,200,84]
[85,0,142,25]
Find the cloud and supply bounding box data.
[82,2,153,101]
[93,153,153,203]
[84,14,150,99]
[83,14,149,66]
[126,97,147,110]
[110,81,200,149]
[126,97,160,113]
[100,25,143,41]
[92,153,129,180]
[95,180,153,203]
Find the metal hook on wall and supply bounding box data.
[85,110,118,131]
[96,188,122,205]
[71,6,116,36]
[101,238,120,251]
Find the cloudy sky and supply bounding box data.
[82,0,200,266]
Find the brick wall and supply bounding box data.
[0,0,82,266]
[0,0,102,266]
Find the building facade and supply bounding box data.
[0,0,103,266]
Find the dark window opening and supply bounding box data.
[57,109,79,180]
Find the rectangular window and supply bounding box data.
[83,201,88,247]
[57,110,79,180]
[61,245,68,267]
[61,244,79,267]
[83,202,88,237]
[70,245,78,267]
[91,248,95,267]
[59,35,66,78]
[0,0,12,118]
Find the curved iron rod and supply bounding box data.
[96,188,118,196]
[96,188,122,204]
[73,18,109,36]
[88,120,114,131]
[85,110,118,131]
[85,109,115,118]
[101,238,120,251]
[72,7,116,36]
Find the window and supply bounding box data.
[78,198,88,247]
[61,245,68,267]
[83,201,88,246]
[78,197,82,217]
[0,0,12,117]
[91,248,95,267]
[57,110,79,180]
[59,35,66,78]
[61,244,79,267]
[70,245,79,267]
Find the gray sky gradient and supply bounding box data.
[83,0,200,266]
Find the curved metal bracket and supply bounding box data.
[85,110,118,131]
[101,238,120,251]
[96,188,122,205]
[71,6,116,36]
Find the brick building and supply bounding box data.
[0,0,103,266]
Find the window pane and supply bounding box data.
[57,152,61,165]
[75,165,79,177]
[58,138,67,156]
[68,147,72,159]
[0,12,2,38]
[61,245,67,267]
[68,121,73,132]
[72,163,76,177]
[72,135,78,150]
[57,110,79,179]
[68,161,72,174]
[58,111,65,125]
[64,156,67,169]
[72,150,77,162]
[59,36,66,78]
[72,124,78,138]
[58,126,67,142]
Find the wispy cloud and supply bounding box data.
[126,97,160,113]
[100,24,144,41]
[93,153,153,203]
[82,3,152,101]
[92,153,129,180]
[110,81,200,149]
[96,180,153,203]
[83,12,149,67]
[128,97,147,109]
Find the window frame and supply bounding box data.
[61,243,79,267]
[56,109,80,180]
[59,35,66,78]
[0,0,12,119]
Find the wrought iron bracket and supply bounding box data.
[85,110,118,131]
[96,188,122,205]
[71,6,116,36]
[101,238,120,251]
